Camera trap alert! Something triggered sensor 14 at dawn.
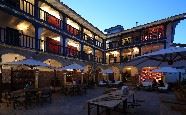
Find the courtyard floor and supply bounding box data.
[0,87,182,115]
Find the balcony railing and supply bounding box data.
[83,34,103,48]
[1,0,104,48]
[2,0,35,16]
[0,27,64,55]
[83,34,94,44]
[95,40,103,48]
[66,24,80,38]
[81,52,94,61]
[39,9,62,29]
[66,46,80,58]
[106,37,165,50]
[44,37,62,55]
[0,27,36,49]
[95,56,102,63]
[0,27,104,64]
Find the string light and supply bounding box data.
[140,67,163,82]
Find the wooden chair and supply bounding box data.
[39,88,52,105]
[12,91,26,109]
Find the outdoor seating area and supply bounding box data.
[0,88,52,109]
[87,89,135,115]
[140,79,169,91]
[0,0,186,114]
[1,85,183,115]
[0,47,186,115]
[99,80,123,88]
[61,84,87,96]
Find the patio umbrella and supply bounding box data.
[152,67,185,73]
[59,63,84,71]
[101,69,114,81]
[1,58,49,67]
[152,67,185,85]
[58,63,84,84]
[101,69,114,74]
[0,58,49,88]
[125,47,186,68]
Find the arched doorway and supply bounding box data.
[1,53,27,91]
[42,59,63,88]
[122,66,139,83]
[112,66,120,81]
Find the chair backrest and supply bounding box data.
[41,88,52,96]
[164,83,168,89]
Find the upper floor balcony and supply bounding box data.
[0,0,103,49]
[106,25,166,50]
[106,36,166,50]
[0,26,103,64]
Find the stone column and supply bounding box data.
[93,48,96,62]
[0,55,2,100]
[0,55,2,75]
[139,46,142,56]
[62,15,67,31]
[63,73,66,85]
[102,39,106,64]
[60,36,63,55]
[34,26,43,51]
[80,26,84,40]
[102,51,106,64]
[35,70,39,88]
[119,49,122,63]
[80,43,84,60]
[62,35,67,56]
[34,0,39,19]
[81,73,84,84]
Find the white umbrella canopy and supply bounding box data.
[0,58,49,67]
[59,63,84,71]
[152,67,185,73]
[101,69,114,74]
[126,47,186,68]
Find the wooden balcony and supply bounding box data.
[83,34,103,48]
[95,56,103,63]
[0,27,37,49]
[1,0,104,49]
[106,37,165,50]
[66,24,80,38]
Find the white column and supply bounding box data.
[63,73,67,85]
[81,73,84,84]
[60,36,63,54]
[35,70,39,88]
[35,27,43,51]
[119,74,122,81]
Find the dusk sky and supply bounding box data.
[62,0,186,43]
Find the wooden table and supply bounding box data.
[64,84,86,96]
[87,90,134,115]
[11,88,52,109]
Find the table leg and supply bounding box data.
[106,108,110,115]
[133,94,135,103]
[88,103,91,115]
[123,99,127,113]
[97,105,100,115]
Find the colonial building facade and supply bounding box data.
[0,0,185,74]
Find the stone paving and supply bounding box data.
[0,87,182,115]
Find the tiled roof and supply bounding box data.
[107,13,186,38]
[45,0,106,38]
[44,0,186,40]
